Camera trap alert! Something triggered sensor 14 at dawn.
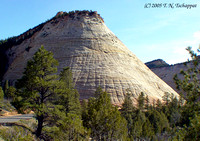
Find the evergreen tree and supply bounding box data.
[142,119,154,139]
[156,99,162,112]
[144,95,150,110]
[121,90,134,114]
[121,90,135,137]
[94,86,103,98]
[81,99,89,126]
[83,88,128,140]
[59,67,81,116]
[146,109,170,134]
[121,91,157,140]
[152,99,156,110]
[5,46,86,140]
[137,92,145,110]
[49,113,87,141]
[166,94,181,127]
[4,80,9,96]
[0,86,4,101]
[184,114,200,140]
[48,67,86,139]
[6,86,16,99]
[173,113,200,141]
[162,92,170,106]
[59,67,74,89]
[173,47,200,139]
[174,47,200,125]
[131,110,146,138]
[14,46,62,139]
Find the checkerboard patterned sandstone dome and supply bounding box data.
[3,11,179,105]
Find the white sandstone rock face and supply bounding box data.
[3,11,179,105]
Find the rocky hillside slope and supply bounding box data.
[145,59,170,69]
[145,59,198,93]
[1,10,179,105]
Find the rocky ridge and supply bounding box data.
[1,11,179,105]
[146,59,199,94]
[145,59,169,69]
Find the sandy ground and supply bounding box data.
[0,110,21,117]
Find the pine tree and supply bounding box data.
[142,119,154,139]
[59,67,81,116]
[156,99,162,112]
[131,110,146,139]
[144,95,150,110]
[121,90,134,114]
[94,86,103,98]
[174,47,200,125]
[162,92,170,106]
[83,88,128,140]
[173,47,200,139]
[121,90,135,137]
[147,109,170,134]
[6,86,16,99]
[137,92,145,110]
[49,113,87,141]
[59,67,74,89]
[166,94,181,127]
[4,80,9,97]
[0,86,4,101]
[14,46,61,139]
[6,46,86,140]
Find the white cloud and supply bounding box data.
[136,31,200,65]
[193,31,200,40]
[165,31,200,64]
[184,31,200,50]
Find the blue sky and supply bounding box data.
[1,0,200,64]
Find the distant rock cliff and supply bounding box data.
[146,59,198,94]
[1,10,179,105]
[145,59,169,69]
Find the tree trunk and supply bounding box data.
[36,115,44,138]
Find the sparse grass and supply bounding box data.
[0,99,15,114]
[0,119,37,141]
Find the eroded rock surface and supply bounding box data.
[3,11,179,105]
[146,59,199,94]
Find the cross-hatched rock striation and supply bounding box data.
[2,11,179,105]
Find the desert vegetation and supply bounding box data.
[0,46,199,140]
